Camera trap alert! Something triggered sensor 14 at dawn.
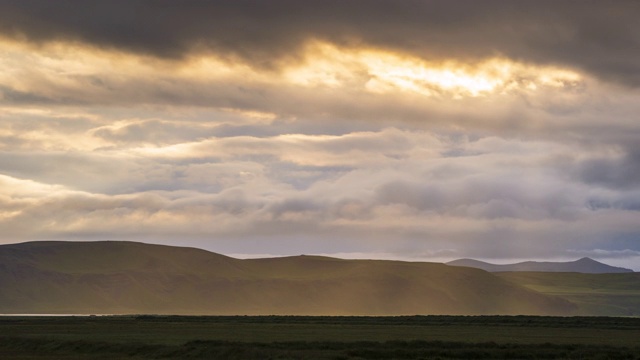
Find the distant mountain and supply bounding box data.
[447,257,633,273]
[0,241,575,316]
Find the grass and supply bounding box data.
[1,316,640,359]
[497,272,640,316]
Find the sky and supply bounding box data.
[1,1,639,269]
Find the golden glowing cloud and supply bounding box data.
[0,106,109,151]
[0,174,71,200]
[0,38,583,105]
[285,41,583,97]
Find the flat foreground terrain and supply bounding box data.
[1,316,640,359]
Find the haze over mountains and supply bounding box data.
[447,258,634,274]
[1,241,638,316]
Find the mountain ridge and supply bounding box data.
[0,240,575,316]
[447,257,633,273]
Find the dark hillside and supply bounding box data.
[0,241,576,315]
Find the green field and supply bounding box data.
[497,272,640,316]
[2,316,640,359]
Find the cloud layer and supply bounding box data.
[1,1,639,269]
[2,0,639,86]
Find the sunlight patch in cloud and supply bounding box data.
[218,108,279,123]
[0,174,69,198]
[285,41,583,98]
[0,39,584,106]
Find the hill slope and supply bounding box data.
[447,257,633,273]
[0,241,575,315]
[497,272,640,316]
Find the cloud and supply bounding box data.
[1,2,640,264]
[1,101,639,263]
[2,37,639,153]
[1,1,639,87]
[577,146,640,190]
[2,125,640,262]
[568,248,640,259]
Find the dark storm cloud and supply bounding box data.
[1,1,639,86]
[578,146,640,190]
[587,193,640,212]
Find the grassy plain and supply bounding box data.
[1,316,640,359]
